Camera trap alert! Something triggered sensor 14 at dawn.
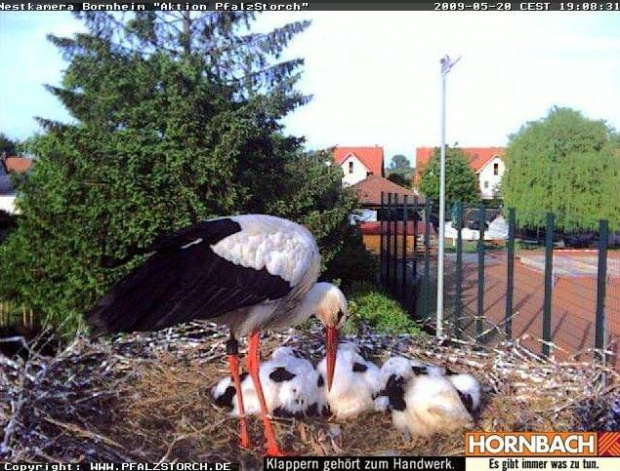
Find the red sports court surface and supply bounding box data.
[456,250,620,367]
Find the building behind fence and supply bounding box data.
[379,192,619,368]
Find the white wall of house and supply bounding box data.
[477,156,505,199]
[0,195,17,214]
[340,154,371,186]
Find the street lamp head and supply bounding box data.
[440,55,461,75]
[440,55,451,74]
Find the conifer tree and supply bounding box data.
[0,13,363,333]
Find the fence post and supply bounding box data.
[454,201,463,339]
[392,194,399,296]
[380,192,385,286]
[542,212,555,358]
[595,219,609,363]
[402,195,408,302]
[423,199,432,320]
[386,193,392,291]
[476,202,486,344]
[505,207,516,340]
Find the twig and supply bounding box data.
[43,416,125,449]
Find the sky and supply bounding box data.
[1,11,619,167]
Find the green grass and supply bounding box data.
[444,240,505,253]
[342,281,423,336]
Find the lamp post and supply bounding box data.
[436,54,460,339]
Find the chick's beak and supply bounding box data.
[326,325,338,391]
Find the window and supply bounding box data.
[349,161,354,174]
[484,181,489,189]
[493,162,499,176]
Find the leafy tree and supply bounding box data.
[387,154,413,187]
[503,107,620,231]
[419,146,478,203]
[0,12,367,334]
[388,154,411,171]
[0,133,18,156]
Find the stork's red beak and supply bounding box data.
[326,325,338,391]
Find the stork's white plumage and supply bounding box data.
[375,357,476,437]
[378,356,445,386]
[317,343,382,420]
[392,374,474,437]
[212,347,327,418]
[447,372,482,414]
[85,214,348,456]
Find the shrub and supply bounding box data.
[323,226,377,287]
[343,281,423,336]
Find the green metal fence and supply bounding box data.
[379,192,619,366]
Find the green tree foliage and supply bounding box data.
[387,154,413,187]
[503,107,620,231]
[0,12,368,334]
[386,173,410,187]
[388,154,411,171]
[419,146,478,203]
[0,133,18,156]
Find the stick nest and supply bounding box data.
[1,322,618,468]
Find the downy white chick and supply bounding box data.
[446,371,482,415]
[392,374,474,436]
[212,346,326,418]
[374,356,448,411]
[376,356,474,436]
[317,342,382,420]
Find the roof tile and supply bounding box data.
[334,146,384,177]
[352,174,419,206]
[4,156,33,174]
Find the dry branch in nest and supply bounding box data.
[0,321,618,466]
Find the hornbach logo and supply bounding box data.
[465,432,598,457]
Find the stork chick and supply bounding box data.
[376,357,474,437]
[317,343,382,420]
[446,371,482,415]
[374,356,447,412]
[212,346,327,419]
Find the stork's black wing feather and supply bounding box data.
[85,218,293,337]
[100,219,240,268]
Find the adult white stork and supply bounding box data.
[85,214,348,456]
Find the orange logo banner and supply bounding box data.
[465,432,598,457]
[598,432,620,457]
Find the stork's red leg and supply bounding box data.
[227,337,251,449]
[246,330,287,456]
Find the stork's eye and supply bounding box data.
[337,310,345,323]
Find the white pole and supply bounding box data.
[436,55,460,339]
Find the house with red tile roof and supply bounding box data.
[414,147,505,199]
[333,146,385,186]
[352,174,418,207]
[332,147,429,253]
[350,174,428,255]
[1,155,33,214]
